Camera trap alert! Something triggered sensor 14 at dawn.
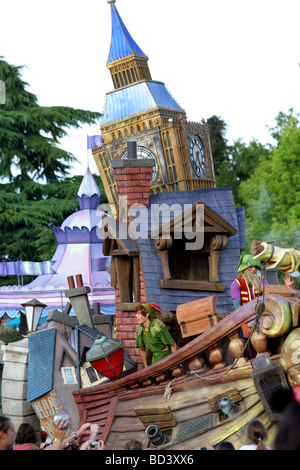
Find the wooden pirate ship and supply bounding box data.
[72,280,299,450]
[70,3,300,450]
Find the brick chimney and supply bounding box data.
[111,141,155,368]
[111,140,155,224]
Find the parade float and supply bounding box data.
[1,1,299,451]
[72,244,299,450]
[69,1,300,450]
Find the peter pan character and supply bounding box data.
[135,303,178,368]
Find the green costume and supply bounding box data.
[136,318,175,364]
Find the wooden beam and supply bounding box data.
[160,279,225,292]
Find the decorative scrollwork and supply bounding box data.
[210,234,228,251]
[154,237,173,251]
[258,295,292,337]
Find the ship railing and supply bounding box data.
[114,293,299,391]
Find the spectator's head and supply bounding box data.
[0,415,15,450]
[15,422,37,445]
[124,439,143,450]
[275,401,300,450]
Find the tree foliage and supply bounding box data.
[0,58,106,280]
[0,175,107,264]
[207,115,271,205]
[0,57,101,186]
[238,109,300,248]
[207,109,300,251]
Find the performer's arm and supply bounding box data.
[139,348,148,368]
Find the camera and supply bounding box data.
[53,413,69,430]
[90,441,99,450]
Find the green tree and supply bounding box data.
[207,115,271,205]
[0,58,101,187]
[228,138,271,205]
[0,58,106,281]
[239,109,300,249]
[206,115,230,170]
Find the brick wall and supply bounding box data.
[114,269,146,370]
[111,157,154,369]
[114,166,153,220]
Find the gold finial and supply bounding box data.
[107,0,116,3]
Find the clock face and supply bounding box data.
[189,135,206,177]
[121,146,158,183]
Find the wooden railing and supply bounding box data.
[74,294,299,402]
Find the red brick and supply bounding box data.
[128,325,138,332]
[116,324,130,332]
[131,173,146,180]
[123,180,139,187]
[125,348,137,357]
[114,174,132,181]
[117,187,133,194]
[120,168,142,175]
[143,167,154,173]
[126,193,141,200]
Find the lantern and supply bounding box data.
[21,298,47,333]
[86,335,124,380]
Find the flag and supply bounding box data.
[0,261,56,277]
[87,135,103,149]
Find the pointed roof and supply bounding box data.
[75,167,102,211]
[78,167,101,198]
[107,0,147,63]
[102,80,185,125]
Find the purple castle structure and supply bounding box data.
[0,168,115,325]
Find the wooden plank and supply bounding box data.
[117,302,139,311]
[139,414,173,423]
[179,315,218,337]
[101,396,119,444]
[87,408,110,420]
[83,399,111,411]
[133,255,141,303]
[160,279,225,292]
[110,417,145,433]
[208,387,242,411]
[80,391,115,403]
[151,419,176,429]
[135,406,171,416]
[167,400,265,451]
[115,256,132,303]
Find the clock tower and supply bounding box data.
[92,0,216,217]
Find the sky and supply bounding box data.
[1,0,299,177]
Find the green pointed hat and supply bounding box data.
[236,254,261,272]
[141,303,161,319]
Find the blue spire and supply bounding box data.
[107,0,147,63]
[75,167,102,210]
[77,167,101,198]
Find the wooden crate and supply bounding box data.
[176,295,218,338]
[264,284,298,301]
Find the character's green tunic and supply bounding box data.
[136,318,175,364]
